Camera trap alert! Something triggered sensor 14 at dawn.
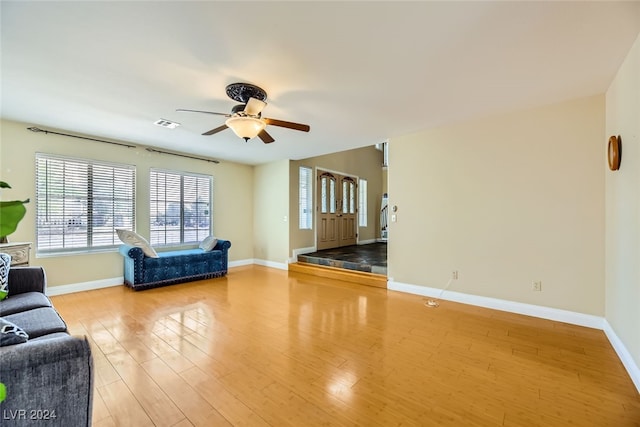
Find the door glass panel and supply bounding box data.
[349,182,355,213]
[321,177,327,214]
[342,181,348,213]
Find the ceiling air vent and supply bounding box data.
[154,118,180,129]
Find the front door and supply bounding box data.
[317,171,357,250]
[338,176,357,247]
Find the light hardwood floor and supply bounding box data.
[50,265,640,426]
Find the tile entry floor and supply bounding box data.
[297,242,387,275]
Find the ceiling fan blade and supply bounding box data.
[264,118,310,132]
[176,108,230,117]
[244,97,267,116]
[202,124,228,136]
[258,129,275,144]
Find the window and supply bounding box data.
[299,166,313,229]
[358,178,368,227]
[150,169,212,245]
[35,153,135,254]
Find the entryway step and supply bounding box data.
[288,262,387,289]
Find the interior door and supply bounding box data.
[317,171,357,250]
[317,172,338,250]
[339,176,357,246]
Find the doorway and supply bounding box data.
[317,170,358,250]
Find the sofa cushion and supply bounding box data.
[0,291,52,316]
[116,229,159,258]
[156,248,214,259]
[29,331,70,342]
[0,253,10,301]
[0,317,29,346]
[4,307,67,339]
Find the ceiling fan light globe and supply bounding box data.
[225,116,266,141]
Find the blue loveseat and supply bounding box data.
[118,239,231,290]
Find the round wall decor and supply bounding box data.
[608,135,621,171]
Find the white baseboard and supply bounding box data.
[358,239,377,245]
[253,259,288,271]
[603,320,640,393]
[388,280,604,329]
[228,259,254,268]
[46,277,124,296]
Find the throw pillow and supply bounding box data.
[0,317,28,346]
[116,229,159,258]
[199,235,218,251]
[0,253,10,301]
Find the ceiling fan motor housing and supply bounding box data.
[225,83,267,103]
[231,104,248,115]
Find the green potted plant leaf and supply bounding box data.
[0,182,29,243]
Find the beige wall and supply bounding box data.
[0,119,254,287]
[605,34,640,368]
[388,95,605,315]
[289,146,384,253]
[253,159,290,264]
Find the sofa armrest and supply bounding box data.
[0,335,94,427]
[119,245,145,286]
[213,239,231,252]
[7,266,47,296]
[119,244,145,260]
[212,239,231,273]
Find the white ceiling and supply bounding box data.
[2,1,639,165]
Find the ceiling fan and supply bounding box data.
[177,83,310,143]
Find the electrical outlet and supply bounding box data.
[452,270,458,280]
[532,281,542,292]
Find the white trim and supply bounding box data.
[228,259,254,268]
[253,259,288,271]
[387,280,604,329]
[290,246,316,263]
[316,166,360,181]
[46,277,124,296]
[357,239,377,245]
[603,320,640,393]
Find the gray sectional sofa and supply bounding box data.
[0,266,93,427]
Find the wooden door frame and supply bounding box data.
[315,167,360,251]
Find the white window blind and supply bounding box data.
[299,166,312,229]
[35,153,135,254]
[358,178,368,227]
[150,169,212,245]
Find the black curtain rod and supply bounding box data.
[145,147,220,164]
[27,126,220,164]
[27,126,136,148]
